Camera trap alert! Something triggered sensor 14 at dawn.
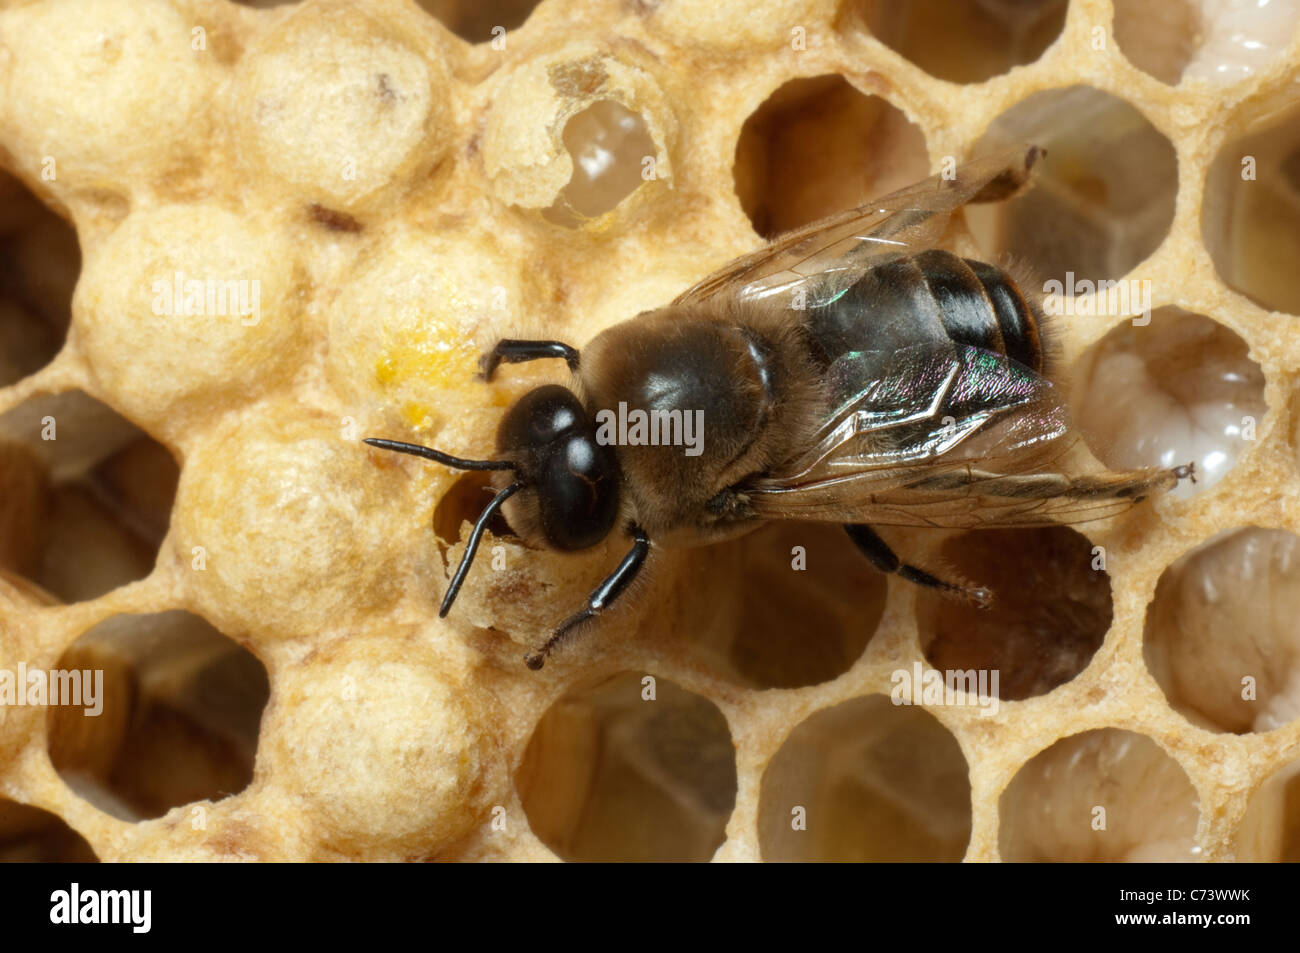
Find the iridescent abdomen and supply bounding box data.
[805,249,1044,373]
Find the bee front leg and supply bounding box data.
[844,523,992,609]
[524,525,652,670]
[480,339,580,381]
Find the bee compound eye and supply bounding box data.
[497,385,585,460]
[535,432,621,552]
[531,400,580,443]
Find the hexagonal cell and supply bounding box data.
[543,100,659,227]
[1238,756,1300,861]
[1112,0,1200,85]
[517,672,737,861]
[0,171,79,387]
[1145,528,1300,735]
[733,74,928,238]
[844,0,1067,84]
[916,527,1112,701]
[999,728,1199,861]
[419,0,540,43]
[966,86,1177,287]
[483,54,673,220]
[46,610,270,821]
[0,392,178,603]
[1202,99,1300,315]
[1115,0,1300,86]
[759,695,971,861]
[1071,309,1265,498]
[0,799,97,862]
[0,390,144,479]
[232,6,450,215]
[688,522,885,690]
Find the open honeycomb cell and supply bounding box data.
[966,85,1178,287]
[734,74,929,237]
[0,173,78,387]
[1202,97,1300,315]
[1115,0,1300,84]
[0,392,177,603]
[845,0,1069,84]
[916,527,1112,701]
[1111,0,1202,84]
[0,0,1298,865]
[1238,756,1300,861]
[688,521,886,690]
[998,728,1200,861]
[518,672,736,861]
[1145,528,1300,734]
[0,799,97,862]
[758,695,972,862]
[1071,308,1266,497]
[418,0,541,44]
[47,610,269,821]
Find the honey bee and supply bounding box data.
[366,145,1193,669]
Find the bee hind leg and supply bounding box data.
[844,523,992,609]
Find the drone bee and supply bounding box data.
[366,145,1193,669]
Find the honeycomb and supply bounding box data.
[1,0,1300,863]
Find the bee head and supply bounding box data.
[496,384,622,552]
[363,382,620,620]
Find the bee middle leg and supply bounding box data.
[524,525,652,670]
[844,523,992,608]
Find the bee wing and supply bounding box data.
[673,144,1043,309]
[746,343,1177,529]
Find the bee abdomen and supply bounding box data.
[913,249,1043,373]
[805,249,1044,373]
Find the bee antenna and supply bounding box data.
[439,480,526,618]
[363,437,517,472]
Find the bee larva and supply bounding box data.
[366,145,1193,669]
